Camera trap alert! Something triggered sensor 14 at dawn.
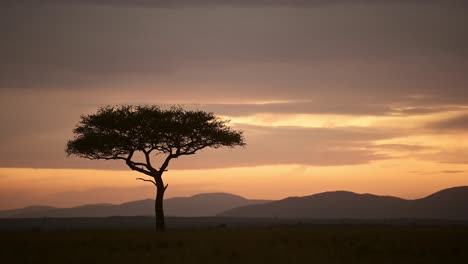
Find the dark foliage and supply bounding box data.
[66,105,245,175]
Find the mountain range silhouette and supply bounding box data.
[219,186,468,219]
[1,187,467,219]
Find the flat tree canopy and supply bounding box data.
[66,105,245,231]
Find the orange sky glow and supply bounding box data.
[1,108,467,210]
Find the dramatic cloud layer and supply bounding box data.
[1,1,467,107]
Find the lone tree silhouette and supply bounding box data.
[66,105,245,231]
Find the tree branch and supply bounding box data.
[176,143,211,157]
[131,161,152,169]
[126,151,153,176]
[159,153,173,173]
[142,149,157,173]
[127,150,160,174]
[102,156,127,161]
[136,177,156,185]
[83,155,127,161]
[127,162,153,176]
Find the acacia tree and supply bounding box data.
[66,105,245,231]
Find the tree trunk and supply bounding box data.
[154,178,166,232]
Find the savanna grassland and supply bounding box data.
[1,225,467,264]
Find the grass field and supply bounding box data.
[1,225,467,264]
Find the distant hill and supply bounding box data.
[219,186,468,220]
[0,206,57,219]
[2,187,467,220]
[0,193,270,218]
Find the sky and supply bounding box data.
[1,0,468,210]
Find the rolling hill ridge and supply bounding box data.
[219,186,468,220]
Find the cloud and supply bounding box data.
[424,150,468,165]
[168,124,398,168]
[391,106,466,116]
[409,170,466,176]
[440,170,465,174]
[371,144,431,152]
[183,103,466,117]
[187,102,394,116]
[0,122,401,169]
[428,114,468,131]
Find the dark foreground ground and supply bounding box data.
[1,218,468,264]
